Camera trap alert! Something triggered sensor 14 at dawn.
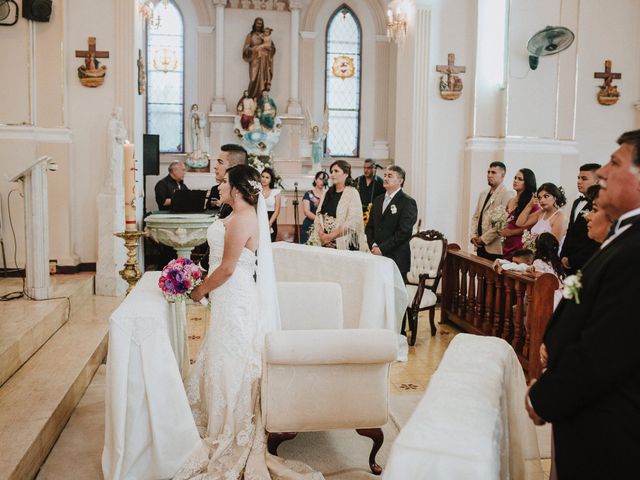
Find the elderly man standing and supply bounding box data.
[470,161,515,260]
[527,130,640,479]
[365,165,418,280]
[155,160,188,210]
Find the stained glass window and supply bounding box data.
[146,2,184,153]
[325,6,361,158]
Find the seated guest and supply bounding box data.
[560,163,601,274]
[155,160,188,210]
[207,144,248,218]
[260,167,281,242]
[355,158,384,214]
[492,248,534,273]
[516,182,567,242]
[365,165,418,280]
[311,160,368,251]
[584,185,613,244]
[301,171,327,244]
[499,168,538,260]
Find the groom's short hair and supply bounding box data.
[221,144,248,166]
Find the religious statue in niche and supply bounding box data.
[435,53,466,101]
[305,107,329,170]
[256,90,278,131]
[242,18,276,100]
[137,49,146,95]
[75,37,109,88]
[594,59,621,106]
[236,90,257,131]
[185,104,210,171]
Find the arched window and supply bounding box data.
[325,5,361,157]
[146,2,184,153]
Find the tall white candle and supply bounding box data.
[123,143,137,232]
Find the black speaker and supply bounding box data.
[143,134,160,176]
[22,0,51,22]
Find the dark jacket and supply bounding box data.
[529,218,640,480]
[559,197,600,274]
[155,175,188,210]
[365,189,418,278]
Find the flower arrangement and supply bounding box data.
[489,206,509,231]
[522,230,538,253]
[158,257,204,303]
[562,271,583,304]
[248,154,272,173]
[307,213,337,247]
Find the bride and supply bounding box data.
[174,164,321,479]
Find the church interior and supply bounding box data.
[1,0,639,478]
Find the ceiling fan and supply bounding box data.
[0,0,18,26]
[527,25,575,70]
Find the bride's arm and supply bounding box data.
[190,216,254,301]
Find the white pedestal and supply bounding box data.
[95,190,128,296]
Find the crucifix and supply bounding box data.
[436,53,466,100]
[75,37,110,70]
[594,60,621,87]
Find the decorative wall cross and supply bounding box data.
[436,53,466,100]
[594,60,621,106]
[75,37,110,88]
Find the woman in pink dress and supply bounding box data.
[499,168,538,260]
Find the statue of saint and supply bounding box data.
[256,90,277,131]
[189,104,204,153]
[236,90,257,131]
[242,18,276,100]
[106,107,128,191]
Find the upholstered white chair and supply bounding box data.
[403,230,447,345]
[276,281,343,330]
[262,329,398,475]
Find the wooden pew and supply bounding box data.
[441,244,558,379]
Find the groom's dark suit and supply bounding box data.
[559,197,600,274]
[365,189,418,279]
[529,217,640,479]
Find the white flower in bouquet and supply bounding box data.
[562,271,583,304]
[489,206,509,231]
[522,230,538,253]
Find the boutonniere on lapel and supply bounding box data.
[562,271,583,304]
[390,205,397,215]
[580,209,590,219]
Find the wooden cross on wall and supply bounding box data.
[594,60,621,87]
[75,37,110,65]
[436,53,466,90]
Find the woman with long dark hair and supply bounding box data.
[301,171,327,244]
[516,182,567,242]
[499,168,538,260]
[260,167,281,242]
[311,159,368,251]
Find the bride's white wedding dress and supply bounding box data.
[174,216,322,480]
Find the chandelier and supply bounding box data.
[153,48,179,73]
[386,1,408,44]
[139,0,160,29]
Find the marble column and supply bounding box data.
[12,158,51,300]
[287,0,302,115]
[373,35,390,159]
[211,0,227,113]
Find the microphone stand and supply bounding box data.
[292,181,300,243]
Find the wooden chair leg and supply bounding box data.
[267,432,298,456]
[428,308,437,336]
[408,309,418,346]
[356,428,384,475]
[401,310,408,336]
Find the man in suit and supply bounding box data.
[526,129,640,479]
[560,163,601,274]
[470,161,515,261]
[207,144,247,219]
[365,165,418,280]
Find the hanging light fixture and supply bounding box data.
[139,0,161,29]
[152,48,179,73]
[386,1,408,44]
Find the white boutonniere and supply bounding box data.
[390,205,397,214]
[580,209,590,219]
[562,271,583,304]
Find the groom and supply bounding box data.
[208,144,248,218]
[526,129,640,479]
[365,165,418,281]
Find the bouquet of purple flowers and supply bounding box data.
[158,257,204,303]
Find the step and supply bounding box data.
[0,275,95,387]
[0,294,121,480]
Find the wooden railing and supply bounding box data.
[441,245,559,379]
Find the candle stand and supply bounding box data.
[115,230,147,295]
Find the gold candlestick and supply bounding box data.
[115,230,147,294]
